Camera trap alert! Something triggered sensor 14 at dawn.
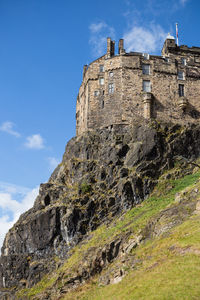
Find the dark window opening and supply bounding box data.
[99,65,104,72]
[101,100,104,108]
[178,71,185,80]
[179,84,184,97]
[142,64,150,75]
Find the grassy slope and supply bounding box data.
[17,168,200,299]
[68,215,200,300]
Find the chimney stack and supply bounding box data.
[118,39,125,55]
[107,38,115,58]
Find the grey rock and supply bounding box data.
[1,122,200,294]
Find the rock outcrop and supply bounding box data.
[1,121,200,296]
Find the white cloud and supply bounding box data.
[25,134,45,149]
[47,157,60,171]
[123,24,167,54]
[0,215,14,252]
[0,121,21,137]
[89,21,115,57]
[89,22,107,33]
[0,183,39,249]
[0,181,30,195]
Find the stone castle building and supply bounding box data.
[76,35,200,135]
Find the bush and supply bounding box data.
[80,182,92,194]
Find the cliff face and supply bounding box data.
[1,122,200,298]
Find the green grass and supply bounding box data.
[105,171,200,237]
[17,274,57,299]
[64,215,200,300]
[17,170,200,299]
[78,255,200,300]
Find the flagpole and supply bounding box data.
[176,23,179,46]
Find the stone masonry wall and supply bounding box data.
[76,38,200,135]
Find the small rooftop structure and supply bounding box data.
[166,33,175,40]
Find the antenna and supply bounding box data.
[176,23,179,46]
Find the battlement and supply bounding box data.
[76,36,200,135]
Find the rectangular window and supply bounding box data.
[143,80,151,92]
[142,64,150,75]
[109,71,114,77]
[108,83,114,94]
[163,57,169,63]
[181,58,187,66]
[143,53,149,60]
[178,71,185,80]
[179,84,184,97]
[99,65,104,72]
[94,90,99,96]
[99,77,104,85]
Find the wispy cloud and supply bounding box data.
[0,121,21,138]
[0,181,30,197]
[47,157,60,171]
[180,0,188,5]
[123,0,188,29]
[89,21,115,57]
[89,22,107,33]
[123,24,168,54]
[124,0,131,5]
[25,134,45,149]
[0,182,39,249]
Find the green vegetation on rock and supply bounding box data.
[17,169,200,299]
[65,215,200,300]
[80,182,92,194]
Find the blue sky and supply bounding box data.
[0,0,199,247]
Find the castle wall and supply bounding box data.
[76,38,200,135]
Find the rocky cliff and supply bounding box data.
[1,121,200,299]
